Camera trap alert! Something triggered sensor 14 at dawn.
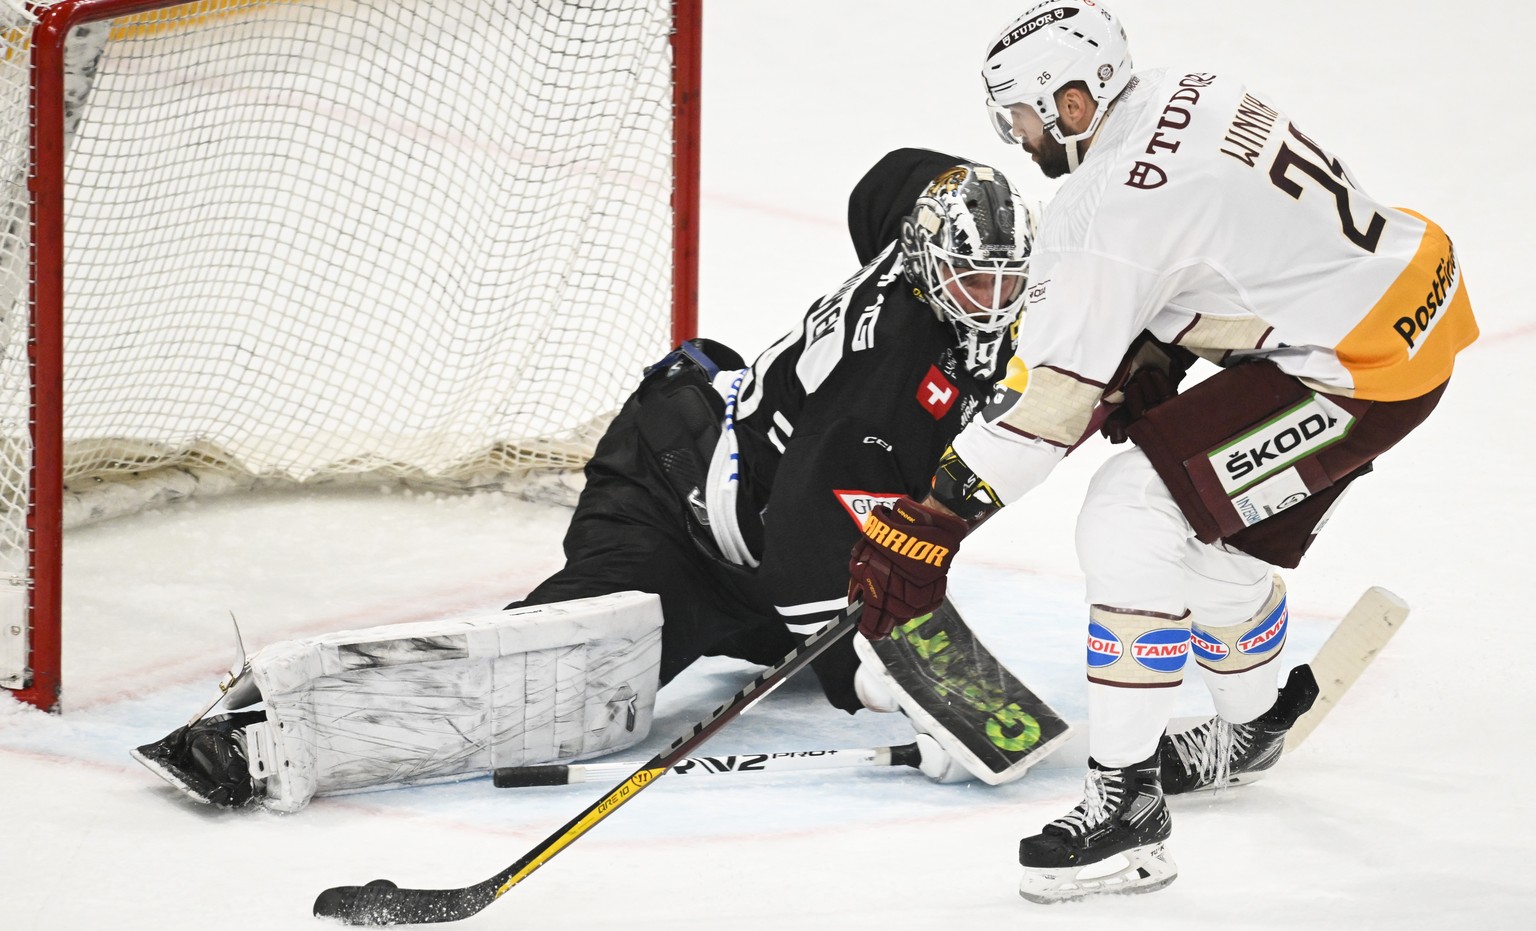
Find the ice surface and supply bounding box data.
[3,1,1533,928]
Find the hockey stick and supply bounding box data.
[493,742,921,787]
[1282,585,1408,752]
[313,601,862,925]
[1165,586,1410,752]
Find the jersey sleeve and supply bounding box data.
[950,247,1163,504]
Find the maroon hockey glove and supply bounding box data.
[1100,366,1178,444]
[848,496,970,640]
[1100,335,1195,445]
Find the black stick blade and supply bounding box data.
[312,879,496,925]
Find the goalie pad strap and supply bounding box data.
[1086,605,1191,689]
[1190,576,1289,675]
[249,591,663,812]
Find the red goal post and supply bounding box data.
[6,0,702,712]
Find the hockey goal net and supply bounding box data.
[1,0,701,711]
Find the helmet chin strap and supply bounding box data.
[1056,95,1122,172]
[1065,135,1086,173]
[1052,123,1098,173]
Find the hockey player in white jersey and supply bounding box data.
[847,0,1478,904]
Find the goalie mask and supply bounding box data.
[982,0,1134,172]
[899,163,1035,380]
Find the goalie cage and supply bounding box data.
[1,0,703,711]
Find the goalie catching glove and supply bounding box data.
[848,496,970,639]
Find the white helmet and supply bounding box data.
[981,1,1133,167]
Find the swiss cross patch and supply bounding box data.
[917,365,957,420]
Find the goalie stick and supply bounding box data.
[312,601,861,925]
[493,742,922,787]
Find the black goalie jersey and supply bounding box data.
[722,148,1012,624]
[516,148,1013,706]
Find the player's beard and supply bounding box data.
[1022,132,1073,179]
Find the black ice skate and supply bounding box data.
[131,710,266,808]
[1016,751,1176,903]
[1160,663,1320,795]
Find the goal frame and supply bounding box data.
[14,0,702,712]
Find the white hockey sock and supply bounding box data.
[1198,663,1278,725]
[1089,680,1182,767]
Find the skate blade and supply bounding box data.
[1018,843,1178,904]
[1170,769,1272,796]
[131,747,217,806]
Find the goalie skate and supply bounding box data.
[132,710,265,807]
[1017,752,1176,904]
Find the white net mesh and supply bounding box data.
[0,0,681,690]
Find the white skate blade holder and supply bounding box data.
[1018,842,1178,904]
[1165,586,1409,753]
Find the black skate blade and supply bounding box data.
[130,743,219,806]
[131,723,253,808]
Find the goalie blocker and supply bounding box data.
[854,598,1072,784]
[133,591,663,812]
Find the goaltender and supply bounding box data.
[133,147,1054,812]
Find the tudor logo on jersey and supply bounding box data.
[918,365,957,420]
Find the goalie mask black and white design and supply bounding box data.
[899,163,1036,380]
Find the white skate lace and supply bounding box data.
[1052,768,1116,837]
[1168,717,1251,789]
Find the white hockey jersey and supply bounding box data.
[954,68,1478,504]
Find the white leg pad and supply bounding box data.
[248,591,662,812]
